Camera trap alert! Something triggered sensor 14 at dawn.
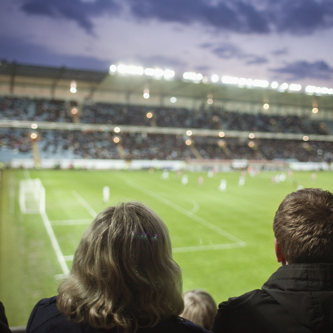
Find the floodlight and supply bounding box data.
[222,76,238,84]
[109,64,117,74]
[253,80,269,88]
[186,130,192,136]
[211,74,219,83]
[289,84,302,92]
[70,80,77,93]
[144,68,155,76]
[219,131,225,137]
[279,83,289,91]
[154,68,164,78]
[271,81,279,89]
[164,69,175,79]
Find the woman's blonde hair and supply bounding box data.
[182,289,217,330]
[57,201,184,331]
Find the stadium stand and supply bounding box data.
[1,96,333,163]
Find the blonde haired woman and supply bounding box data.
[26,202,211,333]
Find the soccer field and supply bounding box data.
[1,168,333,327]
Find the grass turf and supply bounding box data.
[1,168,333,326]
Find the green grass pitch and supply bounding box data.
[1,168,333,327]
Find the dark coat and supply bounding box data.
[212,264,333,333]
[0,302,12,333]
[27,296,211,333]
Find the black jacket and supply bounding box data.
[27,296,211,333]
[212,264,333,333]
[0,302,12,333]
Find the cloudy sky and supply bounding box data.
[1,0,333,88]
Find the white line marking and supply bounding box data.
[188,199,200,214]
[40,212,70,276]
[24,169,31,179]
[72,190,97,218]
[126,180,246,247]
[51,219,92,226]
[173,243,243,253]
[64,255,74,261]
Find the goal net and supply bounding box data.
[19,178,45,214]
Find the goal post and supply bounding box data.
[19,178,46,214]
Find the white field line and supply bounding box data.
[24,169,31,179]
[40,212,70,276]
[64,255,74,261]
[126,180,246,247]
[188,199,199,214]
[22,172,69,276]
[173,243,242,253]
[51,219,92,226]
[72,190,97,218]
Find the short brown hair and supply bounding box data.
[273,188,333,264]
[57,201,184,331]
[181,289,217,330]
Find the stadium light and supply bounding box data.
[211,74,219,83]
[143,88,150,99]
[186,130,192,136]
[279,83,289,92]
[183,72,203,83]
[271,81,279,89]
[305,85,333,95]
[109,64,117,74]
[170,97,177,103]
[163,69,175,79]
[185,139,192,145]
[70,80,77,94]
[312,107,318,114]
[218,140,225,147]
[288,84,302,92]
[219,131,225,137]
[263,103,269,110]
[249,133,255,139]
[31,123,38,129]
[303,136,309,141]
[114,127,121,133]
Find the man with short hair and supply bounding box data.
[212,188,333,333]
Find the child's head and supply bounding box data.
[182,289,217,330]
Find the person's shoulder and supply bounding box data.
[218,289,262,310]
[26,296,81,333]
[159,317,211,333]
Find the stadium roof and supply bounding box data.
[1,60,333,111]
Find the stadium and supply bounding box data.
[1,60,333,331]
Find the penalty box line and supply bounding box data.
[23,172,70,277]
[126,180,246,249]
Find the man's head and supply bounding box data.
[273,188,333,264]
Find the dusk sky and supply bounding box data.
[1,0,333,88]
